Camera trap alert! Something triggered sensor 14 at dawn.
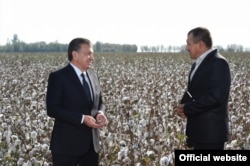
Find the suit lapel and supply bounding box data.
[87,70,96,101]
[65,64,92,105]
[87,70,101,116]
[65,64,83,90]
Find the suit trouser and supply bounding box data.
[52,143,98,166]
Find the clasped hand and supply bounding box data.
[84,114,108,129]
[176,104,186,118]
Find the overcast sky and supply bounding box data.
[0,0,249,48]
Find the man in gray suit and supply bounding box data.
[46,38,107,165]
[176,27,231,150]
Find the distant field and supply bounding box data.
[0,52,249,165]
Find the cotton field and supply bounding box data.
[0,52,249,165]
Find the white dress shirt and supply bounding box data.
[190,48,214,80]
[70,63,103,124]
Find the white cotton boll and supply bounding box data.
[41,144,49,151]
[34,144,41,151]
[118,149,126,160]
[237,125,243,133]
[146,150,155,156]
[119,140,126,147]
[12,79,18,85]
[122,156,131,165]
[176,126,181,132]
[247,135,250,143]
[11,135,18,140]
[138,131,144,141]
[22,161,29,166]
[133,144,138,150]
[31,91,37,98]
[165,138,171,146]
[149,139,155,145]
[170,132,176,138]
[25,121,31,128]
[39,121,45,128]
[128,119,134,127]
[231,140,237,148]
[231,129,236,135]
[169,152,174,164]
[21,126,26,132]
[29,150,34,157]
[122,96,129,102]
[160,156,170,166]
[225,144,232,149]
[15,139,21,146]
[158,124,163,133]
[231,115,237,123]
[136,163,142,166]
[1,122,7,128]
[246,112,250,117]
[174,137,180,145]
[30,157,38,164]
[31,131,38,139]
[106,134,114,146]
[243,143,250,150]
[5,130,11,144]
[25,144,32,150]
[17,158,24,165]
[31,101,37,109]
[25,133,30,140]
[8,142,16,152]
[139,119,147,127]
[123,124,129,132]
[42,162,50,166]
[117,151,124,160]
[143,132,149,140]
[154,130,160,136]
[138,124,144,131]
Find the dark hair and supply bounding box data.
[188,27,212,48]
[67,38,92,61]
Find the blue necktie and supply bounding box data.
[81,73,92,103]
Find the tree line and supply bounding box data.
[0,34,137,53]
[140,44,249,53]
[0,34,248,53]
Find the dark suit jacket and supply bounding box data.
[180,49,231,147]
[46,64,104,155]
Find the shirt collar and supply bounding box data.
[70,63,86,76]
[195,48,214,65]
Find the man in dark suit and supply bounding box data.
[46,38,108,165]
[176,27,231,150]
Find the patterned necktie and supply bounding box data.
[81,73,92,103]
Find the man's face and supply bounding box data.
[186,33,200,59]
[73,44,94,71]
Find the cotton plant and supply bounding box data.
[0,53,250,165]
[160,156,170,166]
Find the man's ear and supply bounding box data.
[72,50,78,60]
[199,40,206,49]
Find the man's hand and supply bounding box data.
[84,115,103,128]
[95,113,108,128]
[176,104,187,118]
